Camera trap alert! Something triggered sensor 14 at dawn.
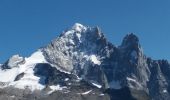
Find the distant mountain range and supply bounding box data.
[0,23,170,100]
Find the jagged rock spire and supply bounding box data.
[121,33,140,49]
[119,33,143,60]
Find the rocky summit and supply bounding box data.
[0,23,170,100]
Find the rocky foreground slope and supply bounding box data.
[0,23,169,100]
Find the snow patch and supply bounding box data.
[48,85,67,94]
[91,82,102,88]
[77,90,92,95]
[126,77,142,89]
[65,78,69,81]
[163,89,167,93]
[100,94,105,96]
[10,95,15,98]
[69,39,75,45]
[127,77,137,82]
[90,55,101,65]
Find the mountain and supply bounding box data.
[0,23,170,100]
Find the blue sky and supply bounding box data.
[0,0,170,63]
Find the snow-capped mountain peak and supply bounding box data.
[71,23,87,32]
[43,23,109,73]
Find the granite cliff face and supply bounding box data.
[0,23,170,100]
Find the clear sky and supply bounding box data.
[0,0,170,63]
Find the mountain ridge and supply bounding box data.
[0,23,170,100]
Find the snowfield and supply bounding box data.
[90,55,101,65]
[0,50,48,91]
